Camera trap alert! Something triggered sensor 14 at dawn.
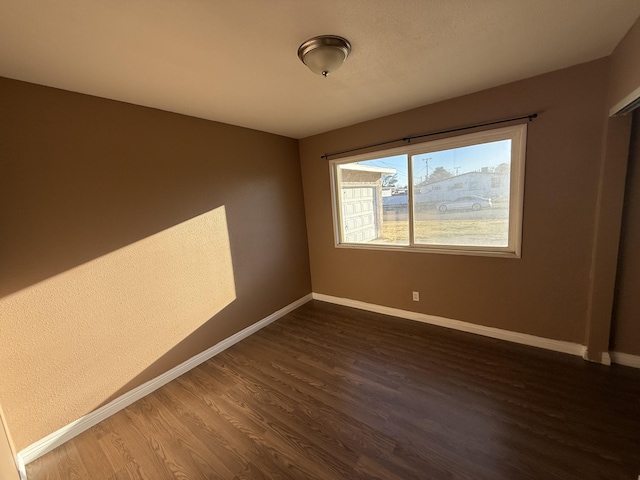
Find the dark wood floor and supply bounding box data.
[27,300,640,480]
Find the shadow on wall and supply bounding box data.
[0,77,311,450]
[0,207,237,447]
[0,77,308,304]
[0,118,236,300]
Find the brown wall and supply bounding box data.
[590,14,640,358]
[608,16,640,356]
[299,59,609,344]
[583,112,633,361]
[0,77,311,449]
[608,17,640,110]
[612,110,640,355]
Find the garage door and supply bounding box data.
[341,186,377,243]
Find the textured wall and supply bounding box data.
[299,59,608,344]
[0,77,311,449]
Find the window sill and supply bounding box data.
[334,242,521,258]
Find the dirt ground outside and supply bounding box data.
[378,214,509,246]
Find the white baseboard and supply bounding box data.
[582,349,612,366]
[18,294,312,466]
[610,351,640,369]
[312,293,586,357]
[19,292,632,470]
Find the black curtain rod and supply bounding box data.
[320,113,538,159]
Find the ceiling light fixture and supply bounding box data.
[297,35,351,77]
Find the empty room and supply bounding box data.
[2,1,640,479]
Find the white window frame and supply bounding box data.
[330,124,527,258]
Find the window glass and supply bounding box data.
[411,140,511,247]
[335,156,408,245]
[331,124,526,257]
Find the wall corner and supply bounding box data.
[584,114,633,360]
[0,405,21,480]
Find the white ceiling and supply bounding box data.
[1,1,639,139]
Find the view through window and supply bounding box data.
[332,124,527,256]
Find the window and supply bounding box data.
[331,124,527,257]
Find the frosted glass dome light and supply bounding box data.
[297,35,351,77]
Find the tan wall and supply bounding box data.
[608,17,640,111]
[0,77,311,450]
[299,59,609,344]
[612,110,640,355]
[583,112,633,361]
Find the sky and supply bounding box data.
[359,139,512,187]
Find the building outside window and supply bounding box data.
[331,124,527,257]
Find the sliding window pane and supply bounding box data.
[411,140,511,247]
[335,155,409,245]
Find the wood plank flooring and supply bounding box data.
[27,300,640,479]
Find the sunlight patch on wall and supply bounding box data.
[0,206,235,447]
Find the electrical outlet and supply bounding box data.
[412,291,420,301]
